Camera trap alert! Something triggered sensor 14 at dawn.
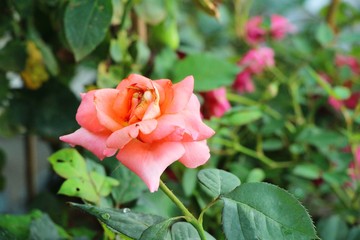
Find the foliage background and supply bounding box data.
[0,0,359,239]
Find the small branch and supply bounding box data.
[159,180,207,240]
[25,133,37,202]
[326,0,341,32]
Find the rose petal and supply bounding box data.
[107,119,158,149]
[116,140,185,192]
[179,141,211,168]
[117,74,153,91]
[94,89,124,132]
[181,95,216,140]
[140,114,186,142]
[60,128,116,160]
[165,76,194,113]
[76,91,107,133]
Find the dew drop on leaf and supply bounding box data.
[122,208,131,213]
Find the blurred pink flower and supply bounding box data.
[270,14,296,40]
[240,47,275,74]
[245,14,294,45]
[60,74,215,192]
[245,16,266,45]
[201,87,231,119]
[232,70,255,93]
[335,55,360,75]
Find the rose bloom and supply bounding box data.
[244,16,266,45]
[244,15,294,45]
[239,47,275,74]
[201,87,231,119]
[270,14,295,40]
[329,92,360,110]
[232,70,255,94]
[60,74,215,192]
[335,54,360,75]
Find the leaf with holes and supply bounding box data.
[198,169,241,198]
[90,171,119,197]
[48,148,88,179]
[221,182,317,240]
[64,0,112,61]
[70,203,165,239]
[58,178,99,203]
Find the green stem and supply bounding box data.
[159,180,207,240]
[119,0,133,31]
[289,82,305,125]
[326,0,341,32]
[227,92,282,119]
[198,198,219,225]
[217,138,294,168]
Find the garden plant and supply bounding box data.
[0,0,360,239]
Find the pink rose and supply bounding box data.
[60,74,215,192]
[201,87,231,119]
[245,16,266,45]
[239,47,275,74]
[335,54,360,75]
[270,14,295,40]
[244,15,294,45]
[328,91,359,110]
[232,70,255,93]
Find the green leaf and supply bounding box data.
[134,0,167,25]
[111,162,147,204]
[171,222,216,240]
[315,23,334,46]
[48,148,88,179]
[58,178,99,203]
[11,0,33,18]
[246,168,265,183]
[223,107,263,126]
[89,171,119,196]
[152,17,180,50]
[151,47,178,79]
[0,73,9,103]
[347,227,360,240]
[70,203,165,239]
[221,183,317,240]
[317,215,348,240]
[139,219,173,240]
[337,32,360,45]
[134,188,181,218]
[171,222,201,240]
[97,62,124,88]
[29,214,64,240]
[28,24,59,76]
[173,54,240,91]
[332,86,351,100]
[198,169,241,198]
[0,40,26,72]
[293,164,322,180]
[64,0,113,61]
[182,168,198,197]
